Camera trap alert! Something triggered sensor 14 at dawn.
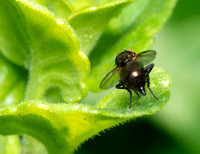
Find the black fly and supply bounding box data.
[100,49,158,108]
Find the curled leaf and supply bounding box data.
[0,0,175,153]
[10,0,90,103]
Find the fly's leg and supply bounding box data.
[134,90,140,99]
[144,63,154,74]
[116,82,133,108]
[144,64,158,100]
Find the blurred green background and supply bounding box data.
[76,0,200,153]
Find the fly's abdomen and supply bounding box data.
[124,69,146,90]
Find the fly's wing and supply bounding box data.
[136,50,156,66]
[100,67,120,90]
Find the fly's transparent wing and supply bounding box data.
[100,67,120,90]
[137,50,156,66]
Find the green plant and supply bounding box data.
[0,0,175,153]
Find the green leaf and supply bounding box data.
[0,54,26,153]
[0,54,27,107]
[33,0,73,19]
[0,68,170,153]
[0,1,30,67]
[10,0,90,103]
[0,0,175,153]
[67,0,125,10]
[68,0,134,54]
[88,0,176,92]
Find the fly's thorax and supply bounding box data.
[115,50,135,67]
